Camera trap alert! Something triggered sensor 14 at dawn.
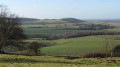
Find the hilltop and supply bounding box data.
[20,18,40,22]
[60,18,85,23]
[21,18,85,24]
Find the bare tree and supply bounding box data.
[105,33,109,58]
[28,42,42,56]
[110,32,116,58]
[104,31,115,58]
[0,5,26,54]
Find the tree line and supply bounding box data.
[27,31,120,40]
[65,24,115,30]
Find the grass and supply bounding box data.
[97,35,120,40]
[106,27,120,32]
[41,36,120,56]
[0,54,120,67]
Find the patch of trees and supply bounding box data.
[26,31,120,40]
[28,27,43,28]
[27,34,64,40]
[28,42,42,56]
[65,24,115,30]
[83,45,120,58]
[14,41,53,56]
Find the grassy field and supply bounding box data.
[0,54,120,67]
[41,36,120,56]
[106,27,120,32]
[97,35,120,39]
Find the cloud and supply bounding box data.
[33,4,38,8]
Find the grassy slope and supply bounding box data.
[41,36,120,56]
[0,54,120,67]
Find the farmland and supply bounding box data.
[41,35,120,56]
[22,18,113,35]
[21,19,120,57]
[23,35,120,57]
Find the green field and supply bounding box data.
[106,27,120,32]
[0,54,120,67]
[97,35,120,40]
[41,36,120,56]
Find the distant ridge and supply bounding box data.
[20,18,40,22]
[60,18,85,23]
[21,18,85,24]
[85,19,120,22]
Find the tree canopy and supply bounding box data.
[0,5,26,53]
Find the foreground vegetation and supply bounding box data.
[0,54,120,67]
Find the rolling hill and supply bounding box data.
[21,18,85,24]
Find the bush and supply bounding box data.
[83,52,111,58]
[28,42,42,56]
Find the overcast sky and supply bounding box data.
[0,0,120,19]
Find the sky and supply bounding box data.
[0,0,120,19]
